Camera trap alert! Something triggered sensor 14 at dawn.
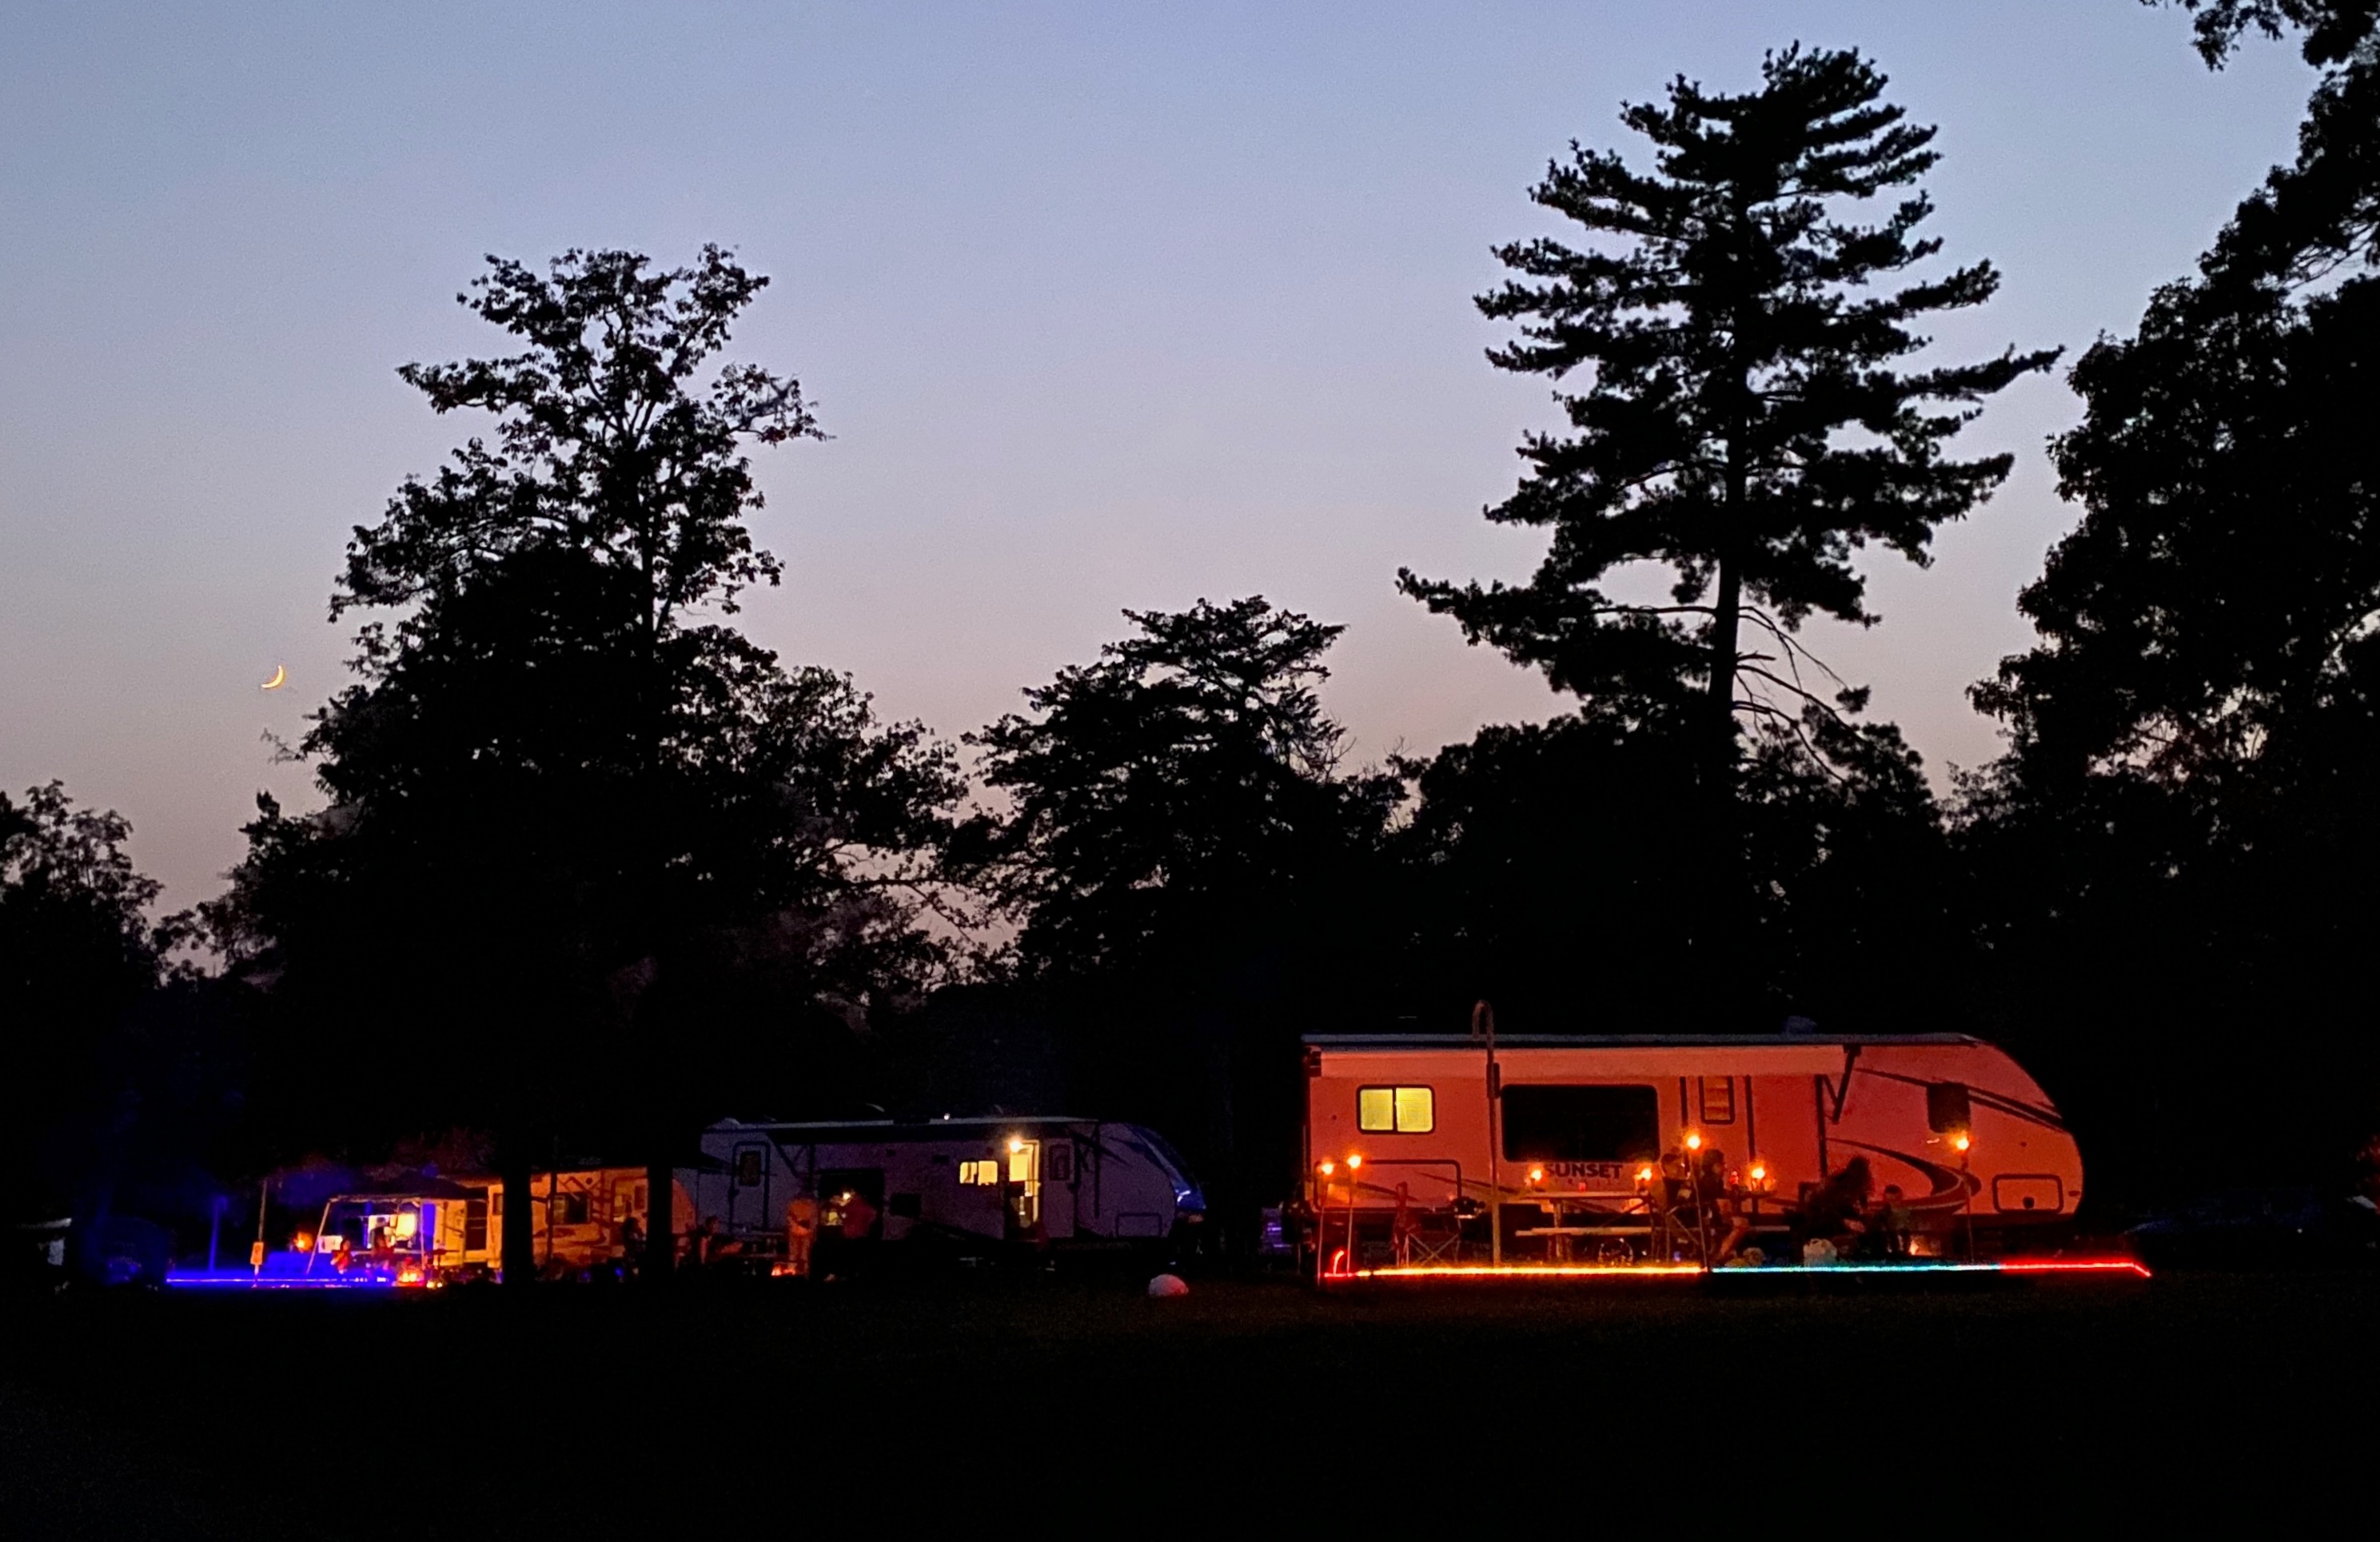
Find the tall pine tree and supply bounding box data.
[1401,46,2052,997]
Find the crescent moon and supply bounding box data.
[261,665,287,691]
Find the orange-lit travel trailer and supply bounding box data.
[1301,1034,2084,1273]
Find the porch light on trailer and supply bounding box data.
[1526,1165,1545,1185]
[1952,1132,1972,1153]
[1007,1137,1025,1154]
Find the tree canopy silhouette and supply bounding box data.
[1974,0,2378,833]
[965,597,1397,1214]
[211,249,962,1271]
[1386,697,1950,1039]
[1959,0,2380,1193]
[2163,0,2380,67]
[1,785,225,1229]
[971,597,1393,976]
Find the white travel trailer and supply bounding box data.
[1302,1032,2088,1271]
[686,1116,1206,1265]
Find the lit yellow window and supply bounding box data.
[1357,1086,1433,1133]
[959,1160,1002,1185]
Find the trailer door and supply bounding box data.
[727,1142,772,1234]
[1042,1137,1077,1240]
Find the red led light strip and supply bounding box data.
[1997,1258,2151,1277]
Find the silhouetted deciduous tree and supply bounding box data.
[1385,698,1953,1039]
[2163,0,2380,68]
[1964,2,2380,1193]
[0,784,231,1235]
[209,249,963,1276]
[965,597,1398,1218]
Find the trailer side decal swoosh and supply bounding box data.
[1828,1140,1980,1213]
[1857,1070,2069,1134]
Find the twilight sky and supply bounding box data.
[0,2,2315,910]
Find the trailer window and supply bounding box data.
[736,1148,764,1186]
[959,1160,1002,1185]
[1927,1082,1972,1134]
[1357,1086,1435,1134]
[1698,1077,1736,1126]
[1502,1086,1660,1163]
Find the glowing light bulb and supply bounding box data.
[1684,1131,1703,1152]
[1318,1161,1336,1177]
[1527,1166,1545,1184]
[1952,1133,1971,1153]
[1345,1154,1362,1171]
[1007,1137,1024,1154]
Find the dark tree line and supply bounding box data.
[1,787,240,1240]
[1957,0,2380,1197]
[10,4,2378,1251]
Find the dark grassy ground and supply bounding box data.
[2,1266,2371,1534]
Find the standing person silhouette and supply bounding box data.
[783,1194,818,1277]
